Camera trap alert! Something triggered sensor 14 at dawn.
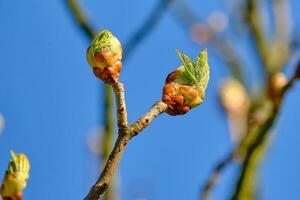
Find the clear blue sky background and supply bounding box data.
[1,0,300,199]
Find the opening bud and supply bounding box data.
[86,30,123,84]
[162,49,210,115]
[1,150,30,200]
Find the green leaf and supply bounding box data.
[176,49,210,91]
[195,49,210,90]
[176,49,198,85]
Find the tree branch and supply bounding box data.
[130,101,168,138]
[84,81,167,200]
[112,82,128,130]
[200,153,234,200]
[245,0,270,75]
[64,1,170,199]
[231,62,300,199]
[123,0,174,61]
[201,62,300,200]
[101,86,115,200]
[65,0,95,40]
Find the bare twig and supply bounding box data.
[101,86,115,200]
[84,81,167,200]
[130,101,168,138]
[112,82,128,129]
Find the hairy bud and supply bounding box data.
[162,49,210,115]
[86,30,123,84]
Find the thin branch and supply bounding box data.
[123,0,174,62]
[102,86,115,200]
[231,62,300,199]
[65,0,95,40]
[245,0,269,73]
[200,153,234,200]
[84,81,167,199]
[112,82,128,129]
[130,101,168,138]
[201,62,300,200]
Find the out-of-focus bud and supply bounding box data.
[86,30,123,84]
[219,78,250,116]
[207,11,228,33]
[219,78,250,143]
[162,49,210,115]
[190,23,213,44]
[268,72,288,99]
[1,150,30,200]
[0,113,4,135]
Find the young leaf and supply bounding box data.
[194,49,210,90]
[176,49,198,85]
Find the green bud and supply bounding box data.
[86,30,123,83]
[1,150,30,200]
[163,49,210,115]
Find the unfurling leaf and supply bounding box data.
[1,150,30,200]
[162,49,210,115]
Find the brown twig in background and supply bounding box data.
[65,0,95,40]
[123,0,174,61]
[200,153,234,200]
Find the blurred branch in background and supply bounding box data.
[64,0,172,199]
[123,0,174,62]
[65,0,95,40]
[0,113,4,137]
[196,0,297,199]
[231,63,300,200]
[64,1,115,199]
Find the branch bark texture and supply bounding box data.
[84,81,167,200]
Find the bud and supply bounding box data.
[0,113,4,135]
[86,30,123,84]
[268,72,288,99]
[162,49,210,115]
[1,150,30,200]
[219,79,250,143]
[219,78,250,116]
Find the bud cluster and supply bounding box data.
[162,49,210,115]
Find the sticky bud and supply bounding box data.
[86,30,123,84]
[162,49,210,115]
[1,150,30,200]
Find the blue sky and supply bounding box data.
[0,0,300,199]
